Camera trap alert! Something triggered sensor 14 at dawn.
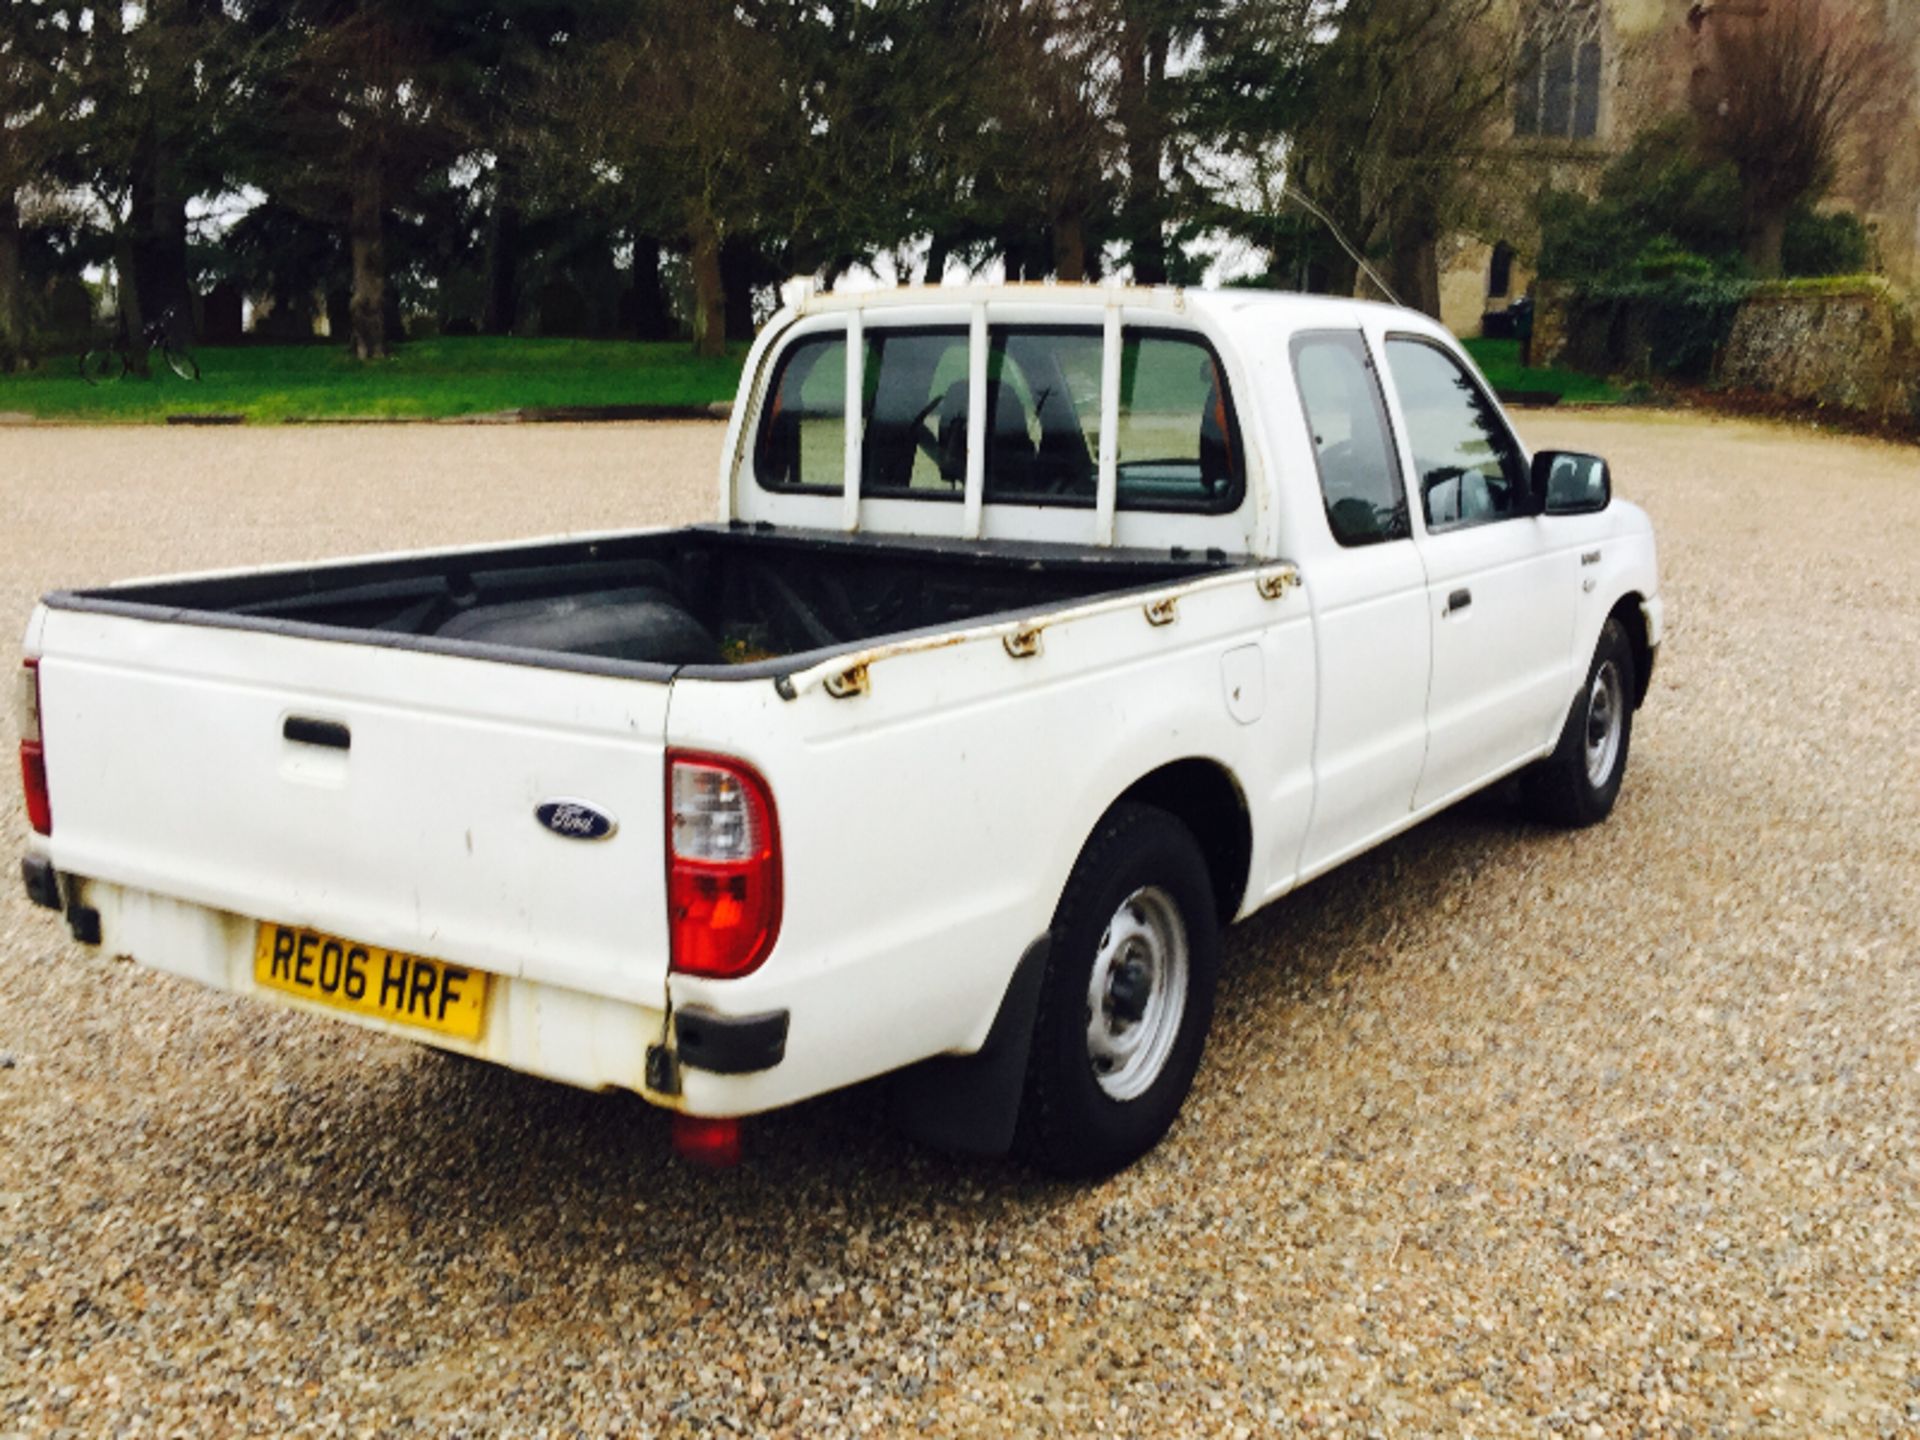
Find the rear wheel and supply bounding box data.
[1015,804,1219,1177]
[79,349,125,385]
[1523,616,1637,827]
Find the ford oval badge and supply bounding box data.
[536,800,618,841]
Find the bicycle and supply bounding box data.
[80,307,201,385]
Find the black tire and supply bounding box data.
[162,345,200,382]
[79,349,125,385]
[1014,803,1220,1177]
[1522,616,1637,828]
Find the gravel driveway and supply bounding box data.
[3,412,1917,1438]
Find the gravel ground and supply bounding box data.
[2,411,1917,1438]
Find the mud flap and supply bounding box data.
[887,936,1049,1157]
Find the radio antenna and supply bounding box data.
[1280,182,1404,308]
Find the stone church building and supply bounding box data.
[1438,0,1920,335]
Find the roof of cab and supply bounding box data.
[785,279,1448,341]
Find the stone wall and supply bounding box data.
[1533,278,1918,424]
[1716,283,1917,423]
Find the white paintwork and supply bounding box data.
[22,284,1662,1118]
[33,615,673,1007]
[962,303,987,539]
[841,307,864,533]
[1094,304,1122,547]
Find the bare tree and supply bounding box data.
[573,0,792,356]
[970,1,1124,282]
[1692,0,1896,277]
[253,0,464,360]
[1282,0,1516,315]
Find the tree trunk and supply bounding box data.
[349,160,387,360]
[1053,214,1087,282]
[130,127,195,346]
[719,235,757,342]
[1119,22,1170,285]
[1744,206,1789,278]
[1000,228,1030,281]
[630,233,672,341]
[922,233,951,286]
[483,188,522,336]
[113,228,145,372]
[0,190,26,371]
[1387,199,1442,318]
[688,217,726,358]
[1310,247,1360,300]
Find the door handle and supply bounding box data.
[284,716,351,750]
[1446,588,1473,615]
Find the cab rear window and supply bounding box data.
[754,325,1243,514]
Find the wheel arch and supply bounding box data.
[1608,591,1653,709]
[892,756,1251,1161]
[1106,757,1253,925]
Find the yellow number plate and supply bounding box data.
[253,923,489,1041]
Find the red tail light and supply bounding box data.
[667,751,781,979]
[17,659,49,836]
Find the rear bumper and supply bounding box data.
[62,874,683,1102]
[26,867,1000,1123]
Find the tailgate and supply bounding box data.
[34,608,671,1004]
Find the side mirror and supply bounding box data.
[1531,450,1611,516]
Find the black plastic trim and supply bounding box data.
[21,856,62,911]
[674,1005,790,1076]
[39,594,685,685]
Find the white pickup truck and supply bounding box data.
[16,284,1660,1174]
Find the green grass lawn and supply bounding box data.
[1464,337,1624,406]
[0,336,750,423]
[0,332,1617,424]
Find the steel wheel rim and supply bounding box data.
[1085,885,1189,1102]
[1584,659,1624,788]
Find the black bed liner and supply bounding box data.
[47,523,1244,685]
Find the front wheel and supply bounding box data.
[1015,804,1220,1177]
[161,345,200,382]
[1523,616,1637,827]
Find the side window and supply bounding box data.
[1115,332,1244,511]
[755,332,847,492]
[1290,332,1409,546]
[1384,337,1527,530]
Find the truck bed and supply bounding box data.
[47,524,1235,681]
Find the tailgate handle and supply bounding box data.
[284,716,351,751]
